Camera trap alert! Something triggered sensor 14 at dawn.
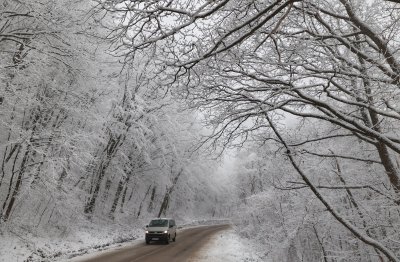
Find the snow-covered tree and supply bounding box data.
[0,2,227,255]
[91,0,400,260]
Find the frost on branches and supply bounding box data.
[91,0,400,261]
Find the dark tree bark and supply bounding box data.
[3,146,30,221]
[312,225,328,262]
[137,185,152,218]
[147,185,156,212]
[119,175,131,213]
[84,135,122,216]
[157,186,170,218]
[157,169,183,218]
[109,177,125,219]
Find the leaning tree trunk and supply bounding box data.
[84,134,122,216]
[137,185,152,218]
[157,186,170,218]
[2,146,30,221]
[1,108,39,221]
[157,169,183,218]
[109,176,125,219]
[118,175,131,213]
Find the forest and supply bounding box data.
[1,0,400,261]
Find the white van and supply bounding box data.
[145,218,177,244]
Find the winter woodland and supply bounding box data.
[1,0,400,261]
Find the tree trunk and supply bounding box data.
[119,175,131,213]
[157,186,170,218]
[157,169,183,217]
[354,33,400,194]
[137,185,152,218]
[84,162,107,215]
[3,146,30,221]
[147,185,156,212]
[0,144,22,219]
[84,135,122,216]
[109,177,125,219]
[313,225,328,262]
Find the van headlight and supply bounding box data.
[145,231,149,233]
[164,231,168,234]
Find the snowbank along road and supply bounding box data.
[75,224,231,262]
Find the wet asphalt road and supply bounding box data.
[75,224,231,262]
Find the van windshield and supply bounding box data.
[149,219,168,227]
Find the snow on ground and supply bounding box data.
[189,228,264,262]
[0,220,263,262]
[57,239,144,262]
[0,221,142,262]
[61,225,264,262]
[0,219,233,262]
[0,230,31,262]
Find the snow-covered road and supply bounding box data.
[0,223,263,261]
[64,225,263,262]
[69,224,251,262]
[190,227,263,262]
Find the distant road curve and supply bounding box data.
[75,224,231,262]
